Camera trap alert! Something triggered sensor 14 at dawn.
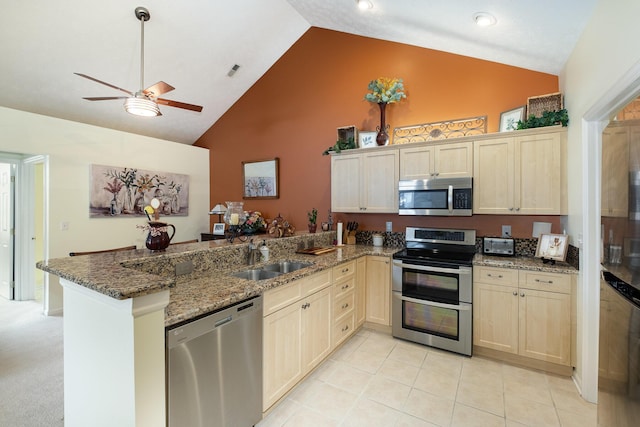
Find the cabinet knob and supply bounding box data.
[342,284,349,290]
[342,303,349,309]
[342,325,349,332]
[509,207,514,211]
[512,291,518,296]
[520,292,525,297]
[515,207,520,211]
[535,279,553,284]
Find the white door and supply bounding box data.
[0,162,15,300]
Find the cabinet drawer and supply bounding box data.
[334,276,355,299]
[263,281,301,316]
[301,269,332,296]
[333,312,355,348]
[519,271,571,294]
[474,266,518,286]
[333,261,356,282]
[333,291,355,321]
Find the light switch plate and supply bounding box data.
[501,225,511,238]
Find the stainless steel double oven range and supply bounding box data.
[392,227,476,356]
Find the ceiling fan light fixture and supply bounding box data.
[124,96,161,117]
[357,0,373,10]
[473,12,497,27]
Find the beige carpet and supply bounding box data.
[0,297,64,426]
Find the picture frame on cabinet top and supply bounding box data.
[212,223,225,235]
[499,106,525,132]
[358,131,377,148]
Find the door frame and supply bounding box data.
[0,155,18,300]
[580,60,640,402]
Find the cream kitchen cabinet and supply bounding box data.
[601,124,629,217]
[473,266,573,368]
[262,270,332,411]
[365,256,391,326]
[473,128,566,215]
[399,141,473,180]
[331,149,399,213]
[332,260,357,348]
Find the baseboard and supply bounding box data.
[473,345,573,376]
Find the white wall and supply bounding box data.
[560,0,640,401]
[0,106,210,314]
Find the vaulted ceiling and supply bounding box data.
[0,1,596,145]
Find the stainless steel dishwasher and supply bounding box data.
[166,295,263,427]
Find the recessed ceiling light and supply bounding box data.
[357,0,373,10]
[473,12,497,27]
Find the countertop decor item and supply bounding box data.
[223,201,248,242]
[242,211,266,234]
[307,208,318,233]
[139,221,176,251]
[364,77,406,146]
[268,213,295,238]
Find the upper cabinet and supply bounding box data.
[473,128,567,215]
[331,149,399,213]
[399,141,473,180]
[601,124,631,217]
[330,127,567,215]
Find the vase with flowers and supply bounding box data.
[307,208,318,233]
[242,211,267,234]
[364,77,406,145]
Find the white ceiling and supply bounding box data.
[0,0,597,145]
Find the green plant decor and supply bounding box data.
[517,109,569,129]
[307,208,318,224]
[322,137,356,155]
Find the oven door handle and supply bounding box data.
[448,184,453,212]
[395,293,472,311]
[392,260,471,275]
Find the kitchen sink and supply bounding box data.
[262,261,313,273]
[231,269,283,281]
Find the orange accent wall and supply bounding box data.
[195,27,561,238]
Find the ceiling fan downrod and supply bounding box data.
[134,6,150,96]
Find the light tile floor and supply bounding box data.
[257,328,596,427]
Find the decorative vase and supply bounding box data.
[376,102,390,146]
[308,223,317,234]
[145,221,176,251]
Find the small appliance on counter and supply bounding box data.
[483,237,515,256]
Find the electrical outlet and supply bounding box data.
[501,225,511,238]
[60,221,69,231]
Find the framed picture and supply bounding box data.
[359,131,377,148]
[242,158,279,199]
[535,233,569,262]
[212,223,225,235]
[499,106,525,132]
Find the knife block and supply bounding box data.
[345,231,356,245]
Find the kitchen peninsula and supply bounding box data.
[37,231,397,427]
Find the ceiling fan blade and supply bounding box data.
[143,81,175,97]
[83,96,128,101]
[74,73,134,96]
[156,98,203,112]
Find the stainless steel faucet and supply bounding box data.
[247,239,260,265]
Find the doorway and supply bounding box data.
[0,153,47,310]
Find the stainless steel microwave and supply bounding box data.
[398,177,473,216]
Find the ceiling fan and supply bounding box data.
[75,6,203,117]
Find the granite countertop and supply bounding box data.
[473,254,578,275]
[166,245,397,327]
[38,240,398,327]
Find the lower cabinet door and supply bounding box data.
[518,288,571,365]
[263,303,303,411]
[473,282,519,354]
[302,287,332,373]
